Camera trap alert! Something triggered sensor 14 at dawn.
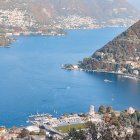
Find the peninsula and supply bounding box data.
[63,20,140,79]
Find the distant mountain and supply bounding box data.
[128,0,140,10]
[48,0,139,19]
[80,20,140,78]
[0,0,139,30]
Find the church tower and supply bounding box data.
[89,105,95,116]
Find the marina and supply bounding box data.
[27,105,102,128]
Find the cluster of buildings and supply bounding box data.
[0,8,67,37]
[56,15,137,29]
[0,126,21,140]
[0,105,100,139]
[56,16,99,29]
[0,8,136,34]
[0,9,36,29]
[105,18,137,27]
[0,105,137,140]
[85,46,140,78]
[0,126,50,140]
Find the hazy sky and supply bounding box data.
[128,0,140,10]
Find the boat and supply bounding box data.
[29,113,51,118]
[104,79,112,83]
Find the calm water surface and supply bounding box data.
[0,28,140,127]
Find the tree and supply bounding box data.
[135,111,140,122]
[107,106,113,113]
[100,126,114,140]
[86,122,98,140]
[18,129,30,138]
[132,128,140,140]
[68,128,87,140]
[125,134,133,140]
[120,112,132,126]
[38,129,46,136]
[111,112,116,118]
[98,105,106,114]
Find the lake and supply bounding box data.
[0,28,140,127]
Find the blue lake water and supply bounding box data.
[0,28,140,127]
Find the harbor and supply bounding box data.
[27,105,102,128]
[0,105,137,139]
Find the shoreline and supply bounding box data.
[0,26,125,48]
[83,69,140,80]
[1,105,135,128]
[62,65,140,81]
[4,26,125,37]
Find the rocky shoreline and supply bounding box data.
[0,35,14,48]
[0,30,66,48]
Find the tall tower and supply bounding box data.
[89,105,95,116]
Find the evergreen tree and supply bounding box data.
[98,105,107,114]
[107,106,113,113]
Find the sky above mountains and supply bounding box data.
[128,0,140,10]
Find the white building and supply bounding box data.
[26,126,40,133]
[0,127,6,134]
[73,65,79,69]
[133,70,139,76]
[127,107,135,115]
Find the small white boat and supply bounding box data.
[104,79,112,83]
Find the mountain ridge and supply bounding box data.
[79,20,140,78]
[0,0,139,29]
